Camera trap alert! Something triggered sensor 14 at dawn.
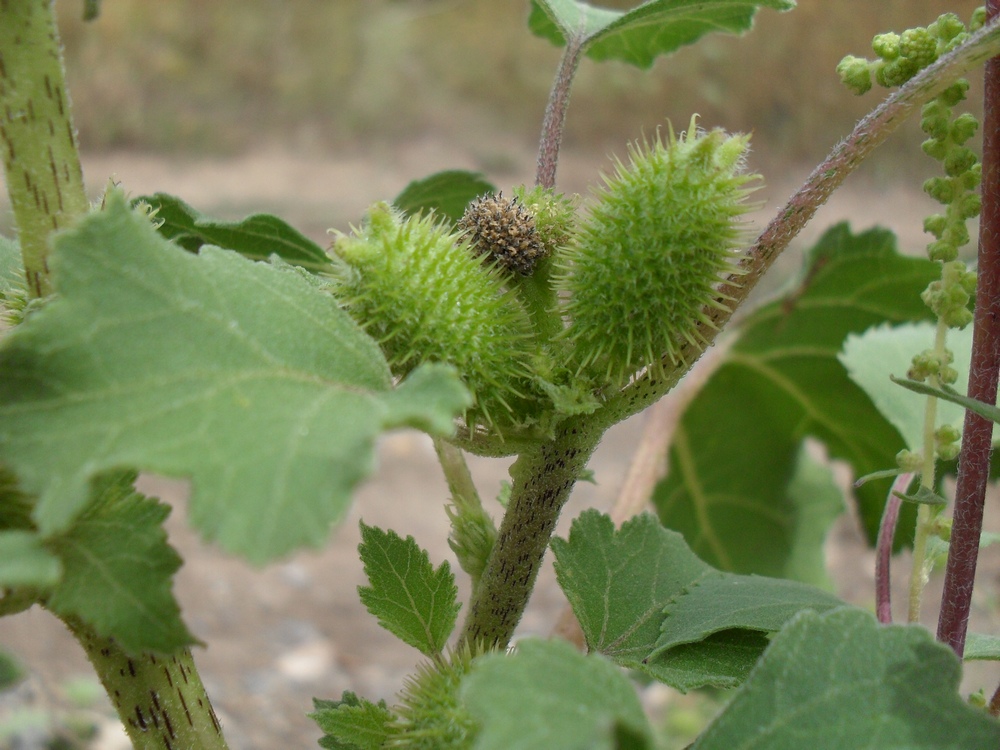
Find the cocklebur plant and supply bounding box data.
[6,2,1000,749]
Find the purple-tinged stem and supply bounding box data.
[936,1,1000,658]
[875,473,914,624]
[536,36,585,190]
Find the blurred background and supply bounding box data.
[15,0,977,256]
[1,3,997,749]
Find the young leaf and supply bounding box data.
[138,192,332,271]
[0,192,471,563]
[393,170,497,224]
[892,376,1000,423]
[553,511,844,690]
[357,522,460,657]
[965,633,1000,662]
[529,0,796,69]
[45,471,195,654]
[461,638,656,750]
[310,692,394,750]
[692,608,1000,749]
[654,224,940,570]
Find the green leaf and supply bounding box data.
[393,171,497,224]
[0,192,470,563]
[462,638,656,750]
[529,0,795,69]
[0,234,23,295]
[651,574,844,659]
[311,693,394,750]
[782,444,844,589]
[839,322,974,450]
[692,608,1000,749]
[552,510,716,666]
[893,485,948,506]
[138,192,332,271]
[357,522,460,657]
[552,511,842,690]
[45,471,195,654]
[0,530,61,588]
[654,224,940,570]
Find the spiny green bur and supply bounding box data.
[558,119,759,387]
[332,203,536,428]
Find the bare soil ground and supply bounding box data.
[1,139,999,749]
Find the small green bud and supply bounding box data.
[923,214,948,237]
[960,164,982,191]
[936,423,961,444]
[921,138,949,161]
[836,55,873,95]
[944,147,978,177]
[971,7,987,32]
[937,441,961,462]
[942,306,973,329]
[896,449,923,472]
[558,118,759,385]
[872,32,901,60]
[950,113,979,145]
[959,192,981,220]
[931,13,966,43]
[875,58,917,87]
[939,80,970,107]
[923,176,956,204]
[926,240,958,263]
[900,27,937,68]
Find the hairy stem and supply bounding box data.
[536,36,584,190]
[600,15,1000,428]
[876,473,913,624]
[64,616,229,750]
[0,0,89,298]
[458,420,601,650]
[937,1,1000,657]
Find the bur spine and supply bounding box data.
[558,118,759,386]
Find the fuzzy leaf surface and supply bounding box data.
[529,0,795,68]
[462,638,656,750]
[45,472,194,654]
[965,633,1000,661]
[0,531,60,587]
[692,608,1000,749]
[311,693,393,750]
[393,170,497,224]
[139,192,332,271]
[357,522,460,657]
[0,193,470,562]
[552,511,841,690]
[654,224,940,571]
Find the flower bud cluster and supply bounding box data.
[907,346,958,385]
[836,12,971,94]
[920,261,977,330]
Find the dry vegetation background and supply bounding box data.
[1,1,998,749]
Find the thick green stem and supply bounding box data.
[0,0,89,298]
[64,616,229,750]
[457,420,601,650]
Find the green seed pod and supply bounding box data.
[332,202,536,428]
[557,118,759,386]
[458,192,546,276]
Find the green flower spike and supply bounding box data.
[332,202,536,428]
[558,116,760,387]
